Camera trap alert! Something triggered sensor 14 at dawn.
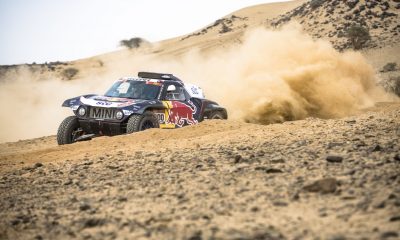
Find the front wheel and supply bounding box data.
[126,112,159,133]
[57,116,84,145]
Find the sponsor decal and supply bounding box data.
[184,83,205,99]
[96,101,113,106]
[122,110,134,115]
[81,96,136,108]
[145,80,162,86]
[117,100,136,107]
[190,86,199,95]
[93,96,125,102]
[161,100,198,128]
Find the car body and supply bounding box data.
[57,72,227,144]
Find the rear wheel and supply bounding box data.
[57,116,84,145]
[126,112,159,133]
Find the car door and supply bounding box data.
[161,83,199,128]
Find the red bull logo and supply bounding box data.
[162,100,198,128]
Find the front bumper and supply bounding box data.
[78,119,126,136]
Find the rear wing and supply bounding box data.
[138,72,182,82]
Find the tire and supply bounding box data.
[126,112,159,133]
[209,111,225,120]
[57,116,84,145]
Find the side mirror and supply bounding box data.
[167,85,176,92]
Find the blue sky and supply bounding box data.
[0,0,286,64]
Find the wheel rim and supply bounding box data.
[71,128,84,142]
[141,120,154,131]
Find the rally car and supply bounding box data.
[57,72,227,145]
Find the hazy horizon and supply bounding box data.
[0,0,289,65]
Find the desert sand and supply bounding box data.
[1,103,399,239]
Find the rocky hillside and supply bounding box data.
[0,61,74,81]
[270,0,400,50]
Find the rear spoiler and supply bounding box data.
[138,72,183,82]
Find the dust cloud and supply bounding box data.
[0,68,106,142]
[158,24,392,123]
[0,24,393,142]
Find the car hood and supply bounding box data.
[80,95,155,108]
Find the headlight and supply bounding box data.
[78,106,86,116]
[116,110,124,120]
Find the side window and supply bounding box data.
[178,87,186,101]
[166,85,186,101]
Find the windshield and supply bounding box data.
[105,80,161,100]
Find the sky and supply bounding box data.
[0,0,287,65]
